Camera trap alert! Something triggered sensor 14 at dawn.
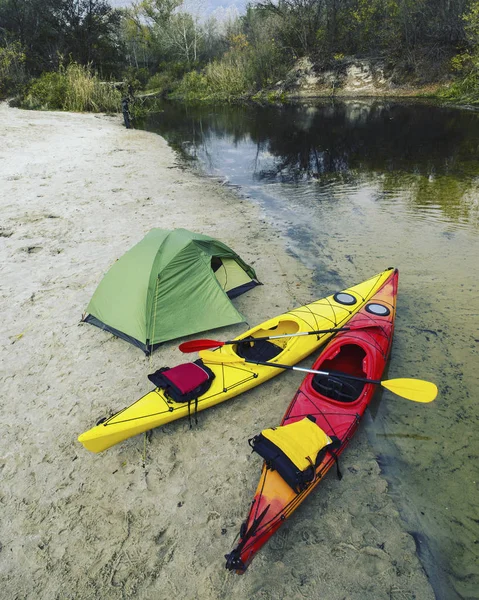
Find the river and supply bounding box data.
[138,99,479,600]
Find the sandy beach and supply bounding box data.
[0,102,435,599]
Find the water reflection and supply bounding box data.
[141,100,479,230]
[139,100,479,600]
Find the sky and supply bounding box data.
[110,0,248,18]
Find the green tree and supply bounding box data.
[0,38,26,96]
[0,0,58,72]
[0,0,124,75]
[55,0,124,73]
[242,4,290,86]
[438,1,479,104]
[255,0,326,57]
[121,3,154,69]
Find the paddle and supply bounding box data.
[179,322,376,353]
[199,351,438,403]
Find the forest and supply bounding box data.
[1,0,479,109]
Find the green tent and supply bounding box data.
[83,228,260,354]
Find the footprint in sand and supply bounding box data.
[20,246,43,254]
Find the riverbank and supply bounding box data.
[0,103,435,599]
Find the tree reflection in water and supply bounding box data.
[140,100,479,229]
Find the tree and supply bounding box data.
[0,37,26,96]
[56,1,123,72]
[242,4,290,85]
[0,0,58,71]
[121,2,153,68]
[254,0,326,57]
[0,0,124,74]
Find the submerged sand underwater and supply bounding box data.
[0,103,434,599]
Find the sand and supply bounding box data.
[0,102,435,599]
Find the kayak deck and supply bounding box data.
[226,268,398,572]
[78,268,395,453]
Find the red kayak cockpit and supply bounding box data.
[310,343,368,403]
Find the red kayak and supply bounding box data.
[225,268,398,572]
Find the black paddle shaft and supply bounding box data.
[232,327,352,345]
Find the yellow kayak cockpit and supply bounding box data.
[233,319,300,361]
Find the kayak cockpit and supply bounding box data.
[233,319,300,360]
[312,344,367,403]
[236,339,284,361]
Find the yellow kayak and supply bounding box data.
[78,268,394,453]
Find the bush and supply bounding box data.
[436,70,479,105]
[145,71,176,93]
[122,66,150,91]
[0,40,26,98]
[23,71,68,109]
[204,54,253,98]
[171,69,210,100]
[22,63,122,112]
[169,31,290,102]
[170,48,255,101]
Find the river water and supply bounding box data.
[139,100,479,600]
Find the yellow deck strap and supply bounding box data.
[262,418,332,472]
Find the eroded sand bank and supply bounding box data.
[0,103,434,599]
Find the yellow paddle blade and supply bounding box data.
[381,378,438,403]
[200,351,246,364]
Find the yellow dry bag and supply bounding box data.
[249,416,336,493]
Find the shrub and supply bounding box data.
[122,66,150,91]
[436,70,479,105]
[22,71,68,109]
[169,30,290,102]
[170,47,255,101]
[22,63,121,112]
[204,53,253,98]
[0,40,26,98]
[145,71,175,93]
[171,69,210,100]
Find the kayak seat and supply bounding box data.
[311,375,364,403]
[236,339,283,361]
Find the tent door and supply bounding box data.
[211,257,254,297]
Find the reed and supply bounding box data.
[435,70,479,105]
[170,55,253,102]
[23,63,122,112]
